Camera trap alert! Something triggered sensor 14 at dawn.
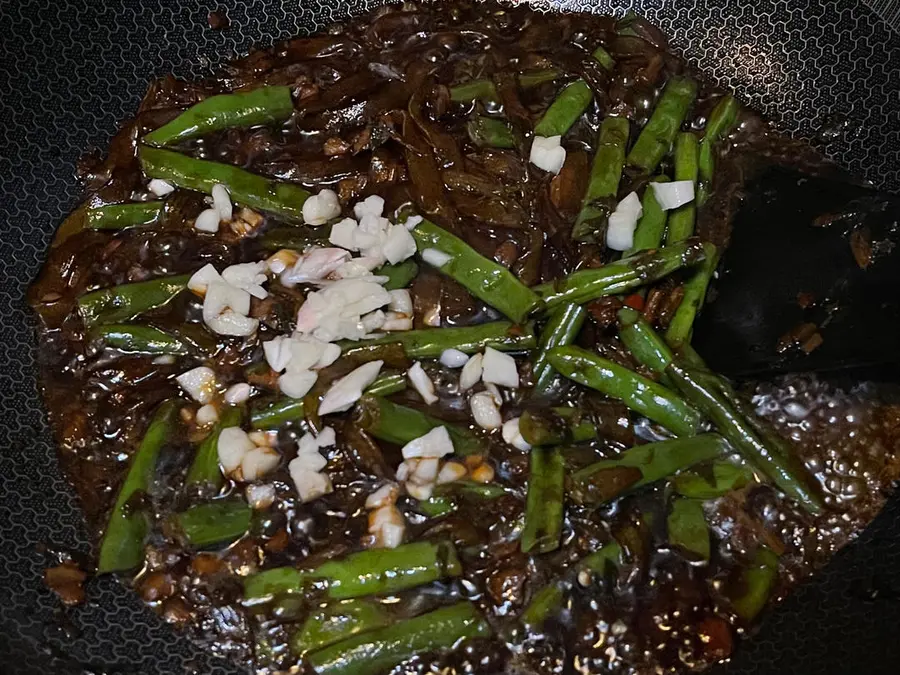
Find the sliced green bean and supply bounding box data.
[307,602,491,675]
[625,176,670,257]
[665,132,700,244]
[467,116,516,148]
[665,242,718,350]
[729,546,780,621]
[365,372,407,398]
[354,395,486,456]
[532,304,586,396]
[176,499,252,548]
[140,146,310,221]
[548,346,703,437]
[521,448,565,554]
[292,599,391,656]
[97,399,181,573]
[377,260,419,291]
[699,94,741,205]
[186,406,243,487]
[449,69,560,103]
[88,324,190,356]
[251,398,305,430]
[412,219,543,323]
[86,202,163,230]
[667,498,710,560]
[569,434,729,505]
[534,46,615,138]
[78,274,190,327]
[673,461,755,499]
[627,77,698,173]
[519,407,598,447]
[572,116,630,242]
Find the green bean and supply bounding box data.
[307,602,491,675]
[449,69,561,103]
[345,321,537,360]
[412,219,544,323]
[673,461,755,499]
[365,372,408,398]
[521,448,565,554]
[97,399,181,573]
[729,546,780,621]
[534,46,615,138]
[665,242,718,350]
[251,398,305,430]
[243,567,306,601]
[571,116,630,242]
[665,132,700,244]
[86,202,163,230]
[467,116,516,148]
[435,480,512,500]
[259,225,329,251]
[415,497,458,518]
[534,239,707,309]
[617,309,825,514]
[292,599,391,656]
[518,407,597,447]
[667,498,710,560]
[78,274,190,327]
[144,86,294,146]
[548,346,703,437]
[627,77,698,173]
[698,94,740,205]
[88,324,190,356]
[377,260,419,291]
[531,304,586,396]
[186,406,243,487]
[354,395,486,456]
[625,176,670,257]
[139,146,310,221]
[569,434,729,505]
[176,499,252,548]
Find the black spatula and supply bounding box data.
[691,165,900,381]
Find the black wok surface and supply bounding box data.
[1,1,899,673]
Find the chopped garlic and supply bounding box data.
[408,362,438,405]
[222,261,268,299]
[470,390,502,430]
[529,135,566,174]
[188,264,224,296]
[211,184,233,222]
[278,369,317,398]
[651,180,695,211]
[329,217,359,250]
[354,195,385,220]
[318,360,384,415]
[606,191,644,252]
[302,189,341,226]
[401,426,454,459]
[382,312,413,331]
[421,248,452,268]
[148,179,175,196]
[366,482,399,509]
[316,426,337,448]
[459,352,484,390]
[194,208,221,233]
[440,349,469,369]
[176,366,218,404]
[241,447,280,481]
[203,281,258,337]
[224,383,252,405]
[266,249,300,275]
[290,465,333,502]
[246,483,276,510]
[437,461,467,485]
[501,417,531,451]
[482,347,519,388]
[281,247,351,286]
[218,427,256,474]
[403,214,423,230]
[382,224,417,264]
[196,403,219,426]
[388,289,413,316]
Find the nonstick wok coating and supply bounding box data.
[1,1,899,674]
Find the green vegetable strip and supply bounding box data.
[251,398,305,430]
[534,46,615,138]
[571,116,630,242]
[627,76,698,173]
[569,434,729,506]
[548,346,702,437]
[307,602,491,675]
[88,324,190,356]
[467,116,516,148]
[416,497,458,518]
[519,407,598,446]
[665,242,718,350]
[521,541,621,627]
[729,546,780,621]
[259,226,330,251]
[365,373,407,398]
[667,498,710,560]
[377,260,419,291]
[345,321,537,360]
[521,448,565,554]
[186,406,243,487]
[534,240,707,310]
[449,69,561,103]
[673,461,755,499]
[139,146,310,221]
[698,94,740,205]
[97,399,181,573]
[292,600,391,656]
[144,86,294,147]
[86,202,163,230]
[665,132,700,244]
[531,304,586,396]
[412,219,544,323]
[435,480,511,500]
[354,395,486,456]
[315,541,463,600]
[78,274,190,327]
[243,567,305,601]
[176,500,252,548]
[617,309,825,514]
[625,176,670,257]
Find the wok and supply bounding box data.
[1,1,899,673]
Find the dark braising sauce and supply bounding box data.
[28,2,900,673]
